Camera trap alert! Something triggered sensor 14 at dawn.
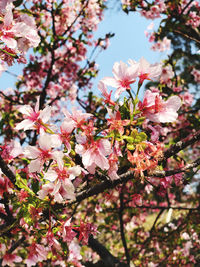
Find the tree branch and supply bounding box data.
[119,188,130,266]
[88,235,129,267]
[163,130,200,160]
[0,155,19,190]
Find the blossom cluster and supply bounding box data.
[0,1,40,65]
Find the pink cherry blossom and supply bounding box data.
[75,137,112,173]
[98,80,115,106]
[25,243,48,267]
[62,218,77,243]
[38,165,82,202]
[139,89,182,123]
[0,3,40,50]
[2,253,22,267]
[63,107,93,130]
[160,65,174,84]
[24,133,64,172]
[129,57,162,84]
[191,68,200,83]
[38,179,75,202]
[15,97,52,132]
[102,60,139,98]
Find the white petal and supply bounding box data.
[15,119,34,131]
[39,105,51,123]
[95,152,109,170]
[29,159,42,172]
[39,134,52,150]
[43,169,58,182]
[165,96,182,111]
[102,77,119,88]
[52,151,64,170]
[50,134,62,148]
[24,146,40,159]
[18,105,33,116]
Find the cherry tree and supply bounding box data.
[0,0,199,266]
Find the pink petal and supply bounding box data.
[29,159,42,172]
[15,119,35,131]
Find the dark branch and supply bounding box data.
[0,155,19,189]
[163,130,200,160]
[88,235,129,267]
[119,188,130,266]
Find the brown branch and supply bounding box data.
[134,205,199,211]
[0,155,19,190]
[173,29,200,44]
[163,130,200,160]
[8,236,26,254]
[88,235,129,267]
[119,187,130,266]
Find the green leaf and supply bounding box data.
[127,144,135,150]
[16,173,34,195]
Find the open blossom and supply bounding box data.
[129,57,162,84]
[102,60,139,98]
[75,135,112,173]
[24,133,64,173]
[151,37,171,52]
[98,80,115,106]
[107,107,130,135]
[62,107,93,130]
[38,165,82,202]
[139,89,182,123]
[15,97,52,132]
[38,179,75,202]
[191,68,200,83]
[25,243,48,267]
[2,253,22,267]
[160,65,174,84]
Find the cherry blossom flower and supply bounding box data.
[139,89,182,123]
[63,107,93,130]
[102,60,139,98]
[10,140,23,158]
[151,37,171,52]
[38,179,75,202]
[2,253,22,267]
[129,57,162,84]
[160,65,174,84]
[0,4,17,49]
[68,239,82,263]
[24,133,64,173]
[15,97,52,132]
[25,242,48,267]
[75,136,112,173]
[38,165,82,202]
[98,80,115,106]
[62,218,77,243]
[0,3,40,50]
[191,68,200,83]
[107,108,130,135]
